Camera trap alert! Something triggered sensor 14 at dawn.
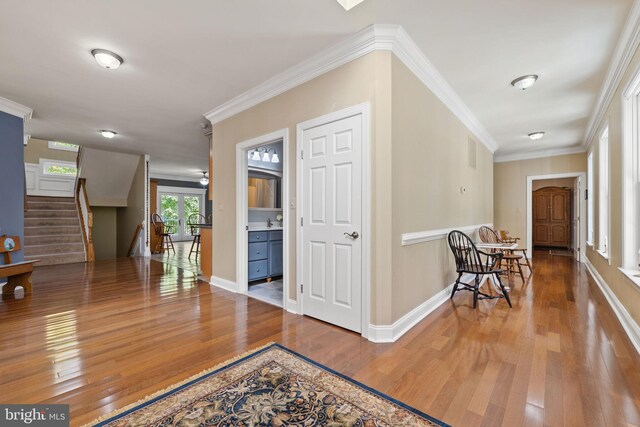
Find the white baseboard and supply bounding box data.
[286,298,298,314]
[210,276,238,293]
[368,276,480,343]
[584,257,640,355]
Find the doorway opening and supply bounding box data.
[527,173,586,262]
[236,129,289,309]
[153,185,207,274]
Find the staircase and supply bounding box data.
[24,196,86,266]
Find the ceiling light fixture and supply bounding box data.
[91,49,123,69]
[99,130,117,139]
[528,131,545,140]
[200,172,209,186]
[336,0,366,11]
[511,75,538,90]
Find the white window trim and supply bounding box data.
[622,63,640,271]
[587,151,594,247]
[40,158,78,176]
[48,141,79,152]
[598,125,611,262]
[619,267,640,291]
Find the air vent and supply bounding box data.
[468,137,477,169]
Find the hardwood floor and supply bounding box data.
[1,251,639,426]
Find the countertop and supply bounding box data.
[248,226,283,232]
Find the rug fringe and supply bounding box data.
[81,342,276,427]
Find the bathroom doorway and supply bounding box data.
[235,129,289,309]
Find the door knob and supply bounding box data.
[344,231,359,239]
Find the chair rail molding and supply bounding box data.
[204,24,499,154]
[585,257,640,355]
[0,96,32,121]
[401,223,493,246]
[582,0,640,151]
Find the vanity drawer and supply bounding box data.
[269,230,283,241]
[248,260,268,281]
[248,242,268,261]
[248,231,268,242]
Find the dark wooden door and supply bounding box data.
[533,187,571,248]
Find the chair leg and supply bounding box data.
[516,260,525,283]
[495,273,512,308]
[188,237,197,259]
[168,235,175,254]
[450,274,462,299]
[473,275,480,309]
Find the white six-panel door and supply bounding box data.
[301,113,363,332]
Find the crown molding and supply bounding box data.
[204,24,499,154]
[0,96,32,121]
[494,145,586,163]
[582,0,640,151]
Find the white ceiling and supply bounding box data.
[0,0,632,174]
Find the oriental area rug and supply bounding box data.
[88,343,449,426]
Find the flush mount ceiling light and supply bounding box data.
[91,49,123,69]
[99,130,117,139]
[336,0,366,10]
[511,75,538,90]
[200,172,209,186]
[528,131,545,140]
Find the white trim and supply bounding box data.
[204,25,498,154]
[143,154,151,257]
[235,128,290,312]
[24,134,30,146]
[583,0,640,151]
[584,257,640,355]
[494,146,586,164]
[619,267,640,290]
[210,276,238,293]
[150,173,205,183]
[526,172,587,262]
[622,65,640,270]
[597,249,613,265]
[156,185,207,196]
[285,299,298,315]
[368,283,454,343]
[401,223,492,246]
[0,96,32,121]
[598,125,611,258]
[296,103,372,339]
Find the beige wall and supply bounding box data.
[532,177,575,191]
[212,51,496,325]
[116,156,146,257]
[24,138,77,163]
[493,153,587,249]
[212,51,391,321]
[583,44,640,326]
[390,56,494,322]
[92,207,117,260]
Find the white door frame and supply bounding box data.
[526,172,587,262]
[157,186,206,241]
[236,129,290,310]
[296,103,371,339]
